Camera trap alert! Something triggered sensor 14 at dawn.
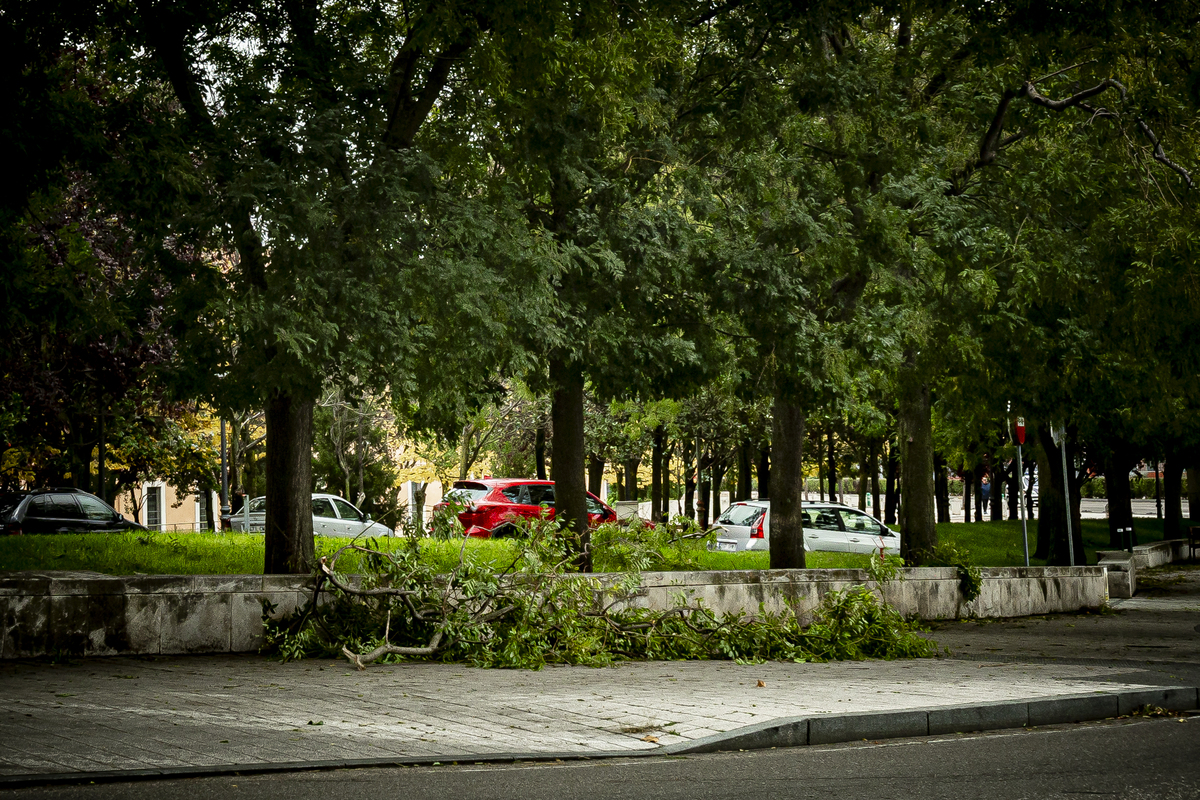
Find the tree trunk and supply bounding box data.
[712,460,726,521]
[1007,457,1020,520]
[1035,424,1085,566]
[264,391,315,574]
[412,482,427,530]
[550,356,589,571]
[535,422,547,481]
[869,439,880,517]
[973,469,983,522]
[1164,453,1184,540]
[756,445,770,500]
[897,366,936,564]
[960,467,971,522]
[738,439,754,501]
[651,426,664,523]
[1188,466,1200,523]
[769,394,806,569]
[684,438,696,516]
[623,458,641,502]
[1104,445,1136,549]
[660,437,671,522]
[884,441,898,525]
[857,455,868,510]
[934,452,950,524]
[826,428,837,503]
[989,461,1004,522]
[587,454,605,497]
[696,445,712,528]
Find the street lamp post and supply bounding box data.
[1051,422,1075,567]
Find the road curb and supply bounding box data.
[2,686,1196,789]
[661,685,1199,755]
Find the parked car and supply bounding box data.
[228,493,394,537]
[711,500,900,555]
[433,478,617,538]
[0,488,147,535]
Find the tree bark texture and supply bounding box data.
[1188,467,1200,523]
[897,370,936,564]
[884,443,898,525]
[756,445,771,500]
[826,429,838,503]
[1034,425,1085,566]
[535,423,547,481]
[684,438,696,516]
[934,453,950,524]
[264,391,315,574]
[1104,445,1137,548]
[870,439,881,518]
[1164,454,1184,539]
[660,437,671,522]
[651,426,664,523]
[623,458,640,502]
[550,357,590,571]
[738,439,754,501]
[769,395,806,569]
[587,454,605,497]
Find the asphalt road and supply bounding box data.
[6,716,1196,800]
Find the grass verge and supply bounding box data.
[0,516,1185,575]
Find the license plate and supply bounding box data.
[250,524,265,532]
[717,541,737,552]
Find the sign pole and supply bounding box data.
[1014,414,1029,567]
[1051,423,1075,567]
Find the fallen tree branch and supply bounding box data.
[343,629,445,670]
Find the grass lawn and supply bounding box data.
[937,517,1185,567]
[0,517,1183,576]
[0,530,877,576]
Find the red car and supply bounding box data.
[433,478,617,538]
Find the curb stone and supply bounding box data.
[2,686,1196,789]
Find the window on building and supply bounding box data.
[146,486,163,531]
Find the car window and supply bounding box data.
[447,483,490,504]
[839,509,880,533]
[30,494,83,519]
[808,509,842,531]
[717,504,763,527]
[586,496,605,515]
[76,494,116,521]
[248,497,266,513]
[525,485,554,506]
[501,486,526,504]
[331,498,360,520]
[312,498,337,518]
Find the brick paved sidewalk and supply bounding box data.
[0,654,1172,776]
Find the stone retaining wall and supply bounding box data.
[1,565,1111,659]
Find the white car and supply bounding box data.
[712,500,900,555]
[229,493,393,537]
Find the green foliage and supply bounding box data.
[590,516,714,573]
[927,543,984,603]
[264,517,937,668]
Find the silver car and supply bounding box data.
[229,493,394,537]
[712,501,900,555]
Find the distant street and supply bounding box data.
[639,494,1166,523]
[9,717,1197,800]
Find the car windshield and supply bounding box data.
[446,483,489,504]
[717,504,764,527]
[247,497,266,513]
[0,493,24,518]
